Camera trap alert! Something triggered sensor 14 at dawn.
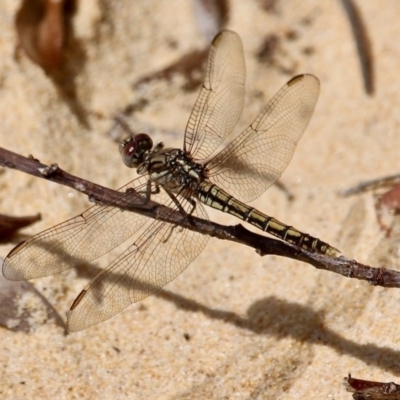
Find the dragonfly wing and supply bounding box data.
[3,175,154,280]
[207,74,320,203]
[184,30,245,160]
[67,192,209,331]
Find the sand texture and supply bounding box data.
[1,1,400,399]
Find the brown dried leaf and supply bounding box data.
[345,374,400,399]
[15,0,76,73]
[0,213,41,241]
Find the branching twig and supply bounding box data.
[1,146,400,288]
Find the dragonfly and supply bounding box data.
[3,30,339,331]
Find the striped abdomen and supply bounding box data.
[197,182,338,257]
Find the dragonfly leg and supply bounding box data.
[143,180,162,202]
[158,186,200,243]
[163,186,188,218]
[156,187,186,243]
[186,197,197,216]
[163,186,198,223]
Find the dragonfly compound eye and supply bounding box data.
[120,133,153,168]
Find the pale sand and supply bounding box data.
[1,1,400,399]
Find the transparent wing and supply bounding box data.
[2,175,155,280]
[3,173,210,331]
[184,29,246,160]
[67,191,209,331]
[206,74,320,203]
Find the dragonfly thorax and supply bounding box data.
[144,147,207,193]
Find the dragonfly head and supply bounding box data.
[119,134,153,168]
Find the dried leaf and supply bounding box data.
[15,0,76,73]
[0,213,41,241]
[345,374,400,399]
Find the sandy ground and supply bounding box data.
[1,1,400,399]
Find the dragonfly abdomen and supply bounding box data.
[198,182,338,257]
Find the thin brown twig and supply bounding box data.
[341,173,400,196]
[341,0,375,95]
[1,146,400,288]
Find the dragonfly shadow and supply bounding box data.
[17,237,400,374]
[248,297,400,375]
[20,221,396,372]
[18,216,395,372]
[70,258,400,375]
[155,290,400,376]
